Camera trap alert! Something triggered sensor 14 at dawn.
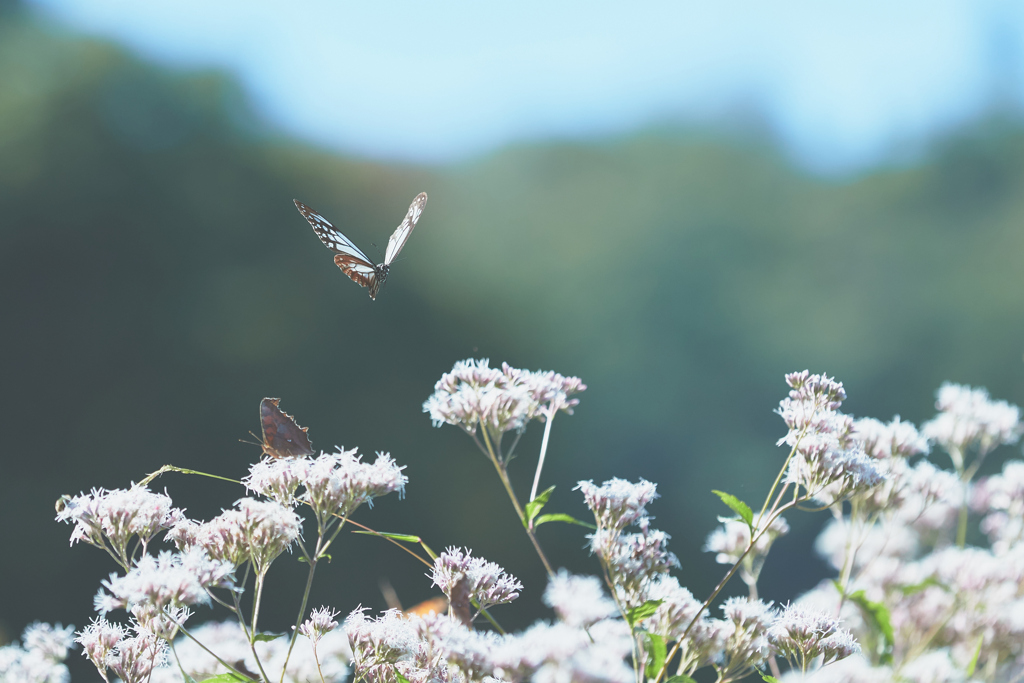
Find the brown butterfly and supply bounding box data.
[294,192,427,300]
[257,397,314,459]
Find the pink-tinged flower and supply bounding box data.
[55,485,185,562]
[716,598,776,681]
[422,358,585,438]
[853,416,929,460]
[95,548,235,614]
[643,576,725,673]
[769,604,859,671]
[491,620,634,683]
[922,383,1022,458]
[182,498,302,572]
[243,456,310,507]
[299,606,341,645]
[77,618,126,680]
[776,372,886,504]
[431,547,522,615]
[301,448,407,521]
[972,460,1024,555]
[344,608,428,682]
[705,516,790,566]
[577,477,659,532]
[104,633,168,683]
[130,604,191,640]
[0,622,74,683]
[543,570,617,627]
[589,522,680,609]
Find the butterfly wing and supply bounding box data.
[333,253,380,299]
[259,398,314,459]
[294,200,382,296]
[383,192,428,266]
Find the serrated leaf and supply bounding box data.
[253,632,284,643]
[534,513,596,529]
[847,590,894,665]
[625,599,663,628]
[642,632,667,679]
[353,530,422,543]
[665,675,697,683]
[966,634,984,676]
[711,490,753,528]
[524,485,556,528]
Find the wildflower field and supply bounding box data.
[4,359,1022,683]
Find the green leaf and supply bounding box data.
[533,513,597,529]
[711,490,753,528]
[395,672,412,683]
[847,590,894,665]
[197,674,252,683]
[665,676,698,683]
[624,599,663,628]
[253,632,284,643]
[181,672,199,683]
[897,576,946,596]
[966,634,984,677]
[524,485,556,528]
[352,530,422,543]
[642,632,667,679]
[757,673,780,683]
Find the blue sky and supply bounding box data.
[28,0,1024,172]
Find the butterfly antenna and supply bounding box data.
[239,431,263,448]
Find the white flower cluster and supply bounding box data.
[777,371,886,504]
[422,358,585,438]
[430,547,523,618]
[921,382,1022,457]
[243,447,408,521]
[796,384,1024,682]
[55,485,185,564]
[0,622,74,683]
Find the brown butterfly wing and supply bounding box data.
[333,254,381,300]
[259,398,314,459]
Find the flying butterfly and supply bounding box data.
[256,397,314,459]
[294,192,428,300]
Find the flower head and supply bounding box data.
[577,478,659,532]
[921,383,1022,459]
[243,457,310,507]
[423,358,585,438]
[0,622,74,683]
[769,604,859,671]
[299,606,341,646]
[302,448,407,521]
[95,548,235,614]
[431,547,522,617]
[543,570,617,627]
[55,486,185,563]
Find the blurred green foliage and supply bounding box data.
[2,4,1023,675]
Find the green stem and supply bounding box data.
[138,464,240,487]
[481,424,555,576]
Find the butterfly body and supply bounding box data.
[295,192,427,300]
[259,397,314,459]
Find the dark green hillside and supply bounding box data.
[2,5,1023,675]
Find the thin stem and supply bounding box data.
[530,410,557,502]
[250,569,267,637]
[168,615,259,682]
[481,423,556,576]
[138,464,240,487]
[656,500,800,682]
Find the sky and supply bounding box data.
[27,0,1024,173]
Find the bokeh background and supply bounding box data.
[3,0,1024,677]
